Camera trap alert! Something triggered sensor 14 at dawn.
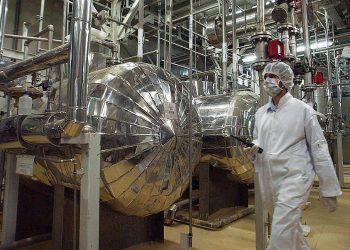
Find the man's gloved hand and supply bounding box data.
[243,145,259,158]
[321,196,338,212]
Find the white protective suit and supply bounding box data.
[253,92,342,250]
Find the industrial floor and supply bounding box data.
[4,166,350,250]
[126,187,350,250]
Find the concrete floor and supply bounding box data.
[5,167,350,250]
[126,187,350,250]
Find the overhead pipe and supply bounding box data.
[0,43,69,85]
[66,0,92,136]
[0,0,8,57]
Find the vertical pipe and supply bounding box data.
[221,0,228,92]
[166,0,173,71]
[156,1,161,67]
[163,0,167,69]
[59,0,68,111]
[335,56,342,127]
[257,0,265,32]
[324,10,333,106]
[301,0,312,86]
[188,0,194,247]
[290,6,297,57]
[111,0,122,59]
[137,0,144,62]
[37,0,46,53]
[232,0,238,89]
[0,0,8,57]
[12,0,21,50]
[67,0,92,127]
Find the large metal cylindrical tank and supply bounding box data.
[194,91,260,183]
[3,63,202,216]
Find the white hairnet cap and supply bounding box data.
[262,61,294,89]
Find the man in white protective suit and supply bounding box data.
[245,61,342,250]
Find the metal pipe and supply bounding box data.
[12,0,21,50]
[335,55,342,126]
[137,0,144,62]
[232,0,238,90]
[37,0,46,53]
[59,0,68,111]
[324,10,333,106]
[124,49,157,61]
[107,16,137,30]
[188,0,194,246]
[163,0,167,69]
[257,0,265,32]
[156,1,161,67]
[0,43,69,85]
[302,0,312,86]
[5,34,48,42]
[221,0,228,93]
[66,0,92,133]
[166,0,173,71]
[0,0,8,57]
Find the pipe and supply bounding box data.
[257,0,265,32]
[175,207,255,230]
[335,55,342,127]
[324,10,333,107]
[301,0,312,86]
[137,0,144,62]
[59,0,68,111]
[232,0,238,90]
[66,0,92,135]
[221,0,228,93]
[0,0,8,57]
[37,0,46,53]
[188,0,194,246]
[12,0,21,50]
[156,1,161,67]
[0,43,69,85]
[166,0,173,71]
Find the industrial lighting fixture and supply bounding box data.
[297,41,334,52]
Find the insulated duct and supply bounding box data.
[66,0,92,134]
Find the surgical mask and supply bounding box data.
[264,77,283,97]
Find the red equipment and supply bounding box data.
[313,71,324,84]
[268,39,285,59]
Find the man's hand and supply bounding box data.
[321,196,338,212]
[243,145,259,158]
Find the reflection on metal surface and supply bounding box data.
[191,79,217,98]
[195,90,259,138]
[195,91,259,183]
[0,63,202,216]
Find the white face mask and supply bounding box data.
[264,77,283,97]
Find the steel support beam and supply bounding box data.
[1,154,19,245]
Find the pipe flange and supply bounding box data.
[284,54,297,61]
[277,24,294,33]
[250,32,272,44]
[252,61,270,71]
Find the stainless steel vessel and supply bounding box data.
[0,62,202,216]
[194,90,260,183]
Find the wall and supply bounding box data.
[3,0,64,53]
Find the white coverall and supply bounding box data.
[253,92,342,250]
